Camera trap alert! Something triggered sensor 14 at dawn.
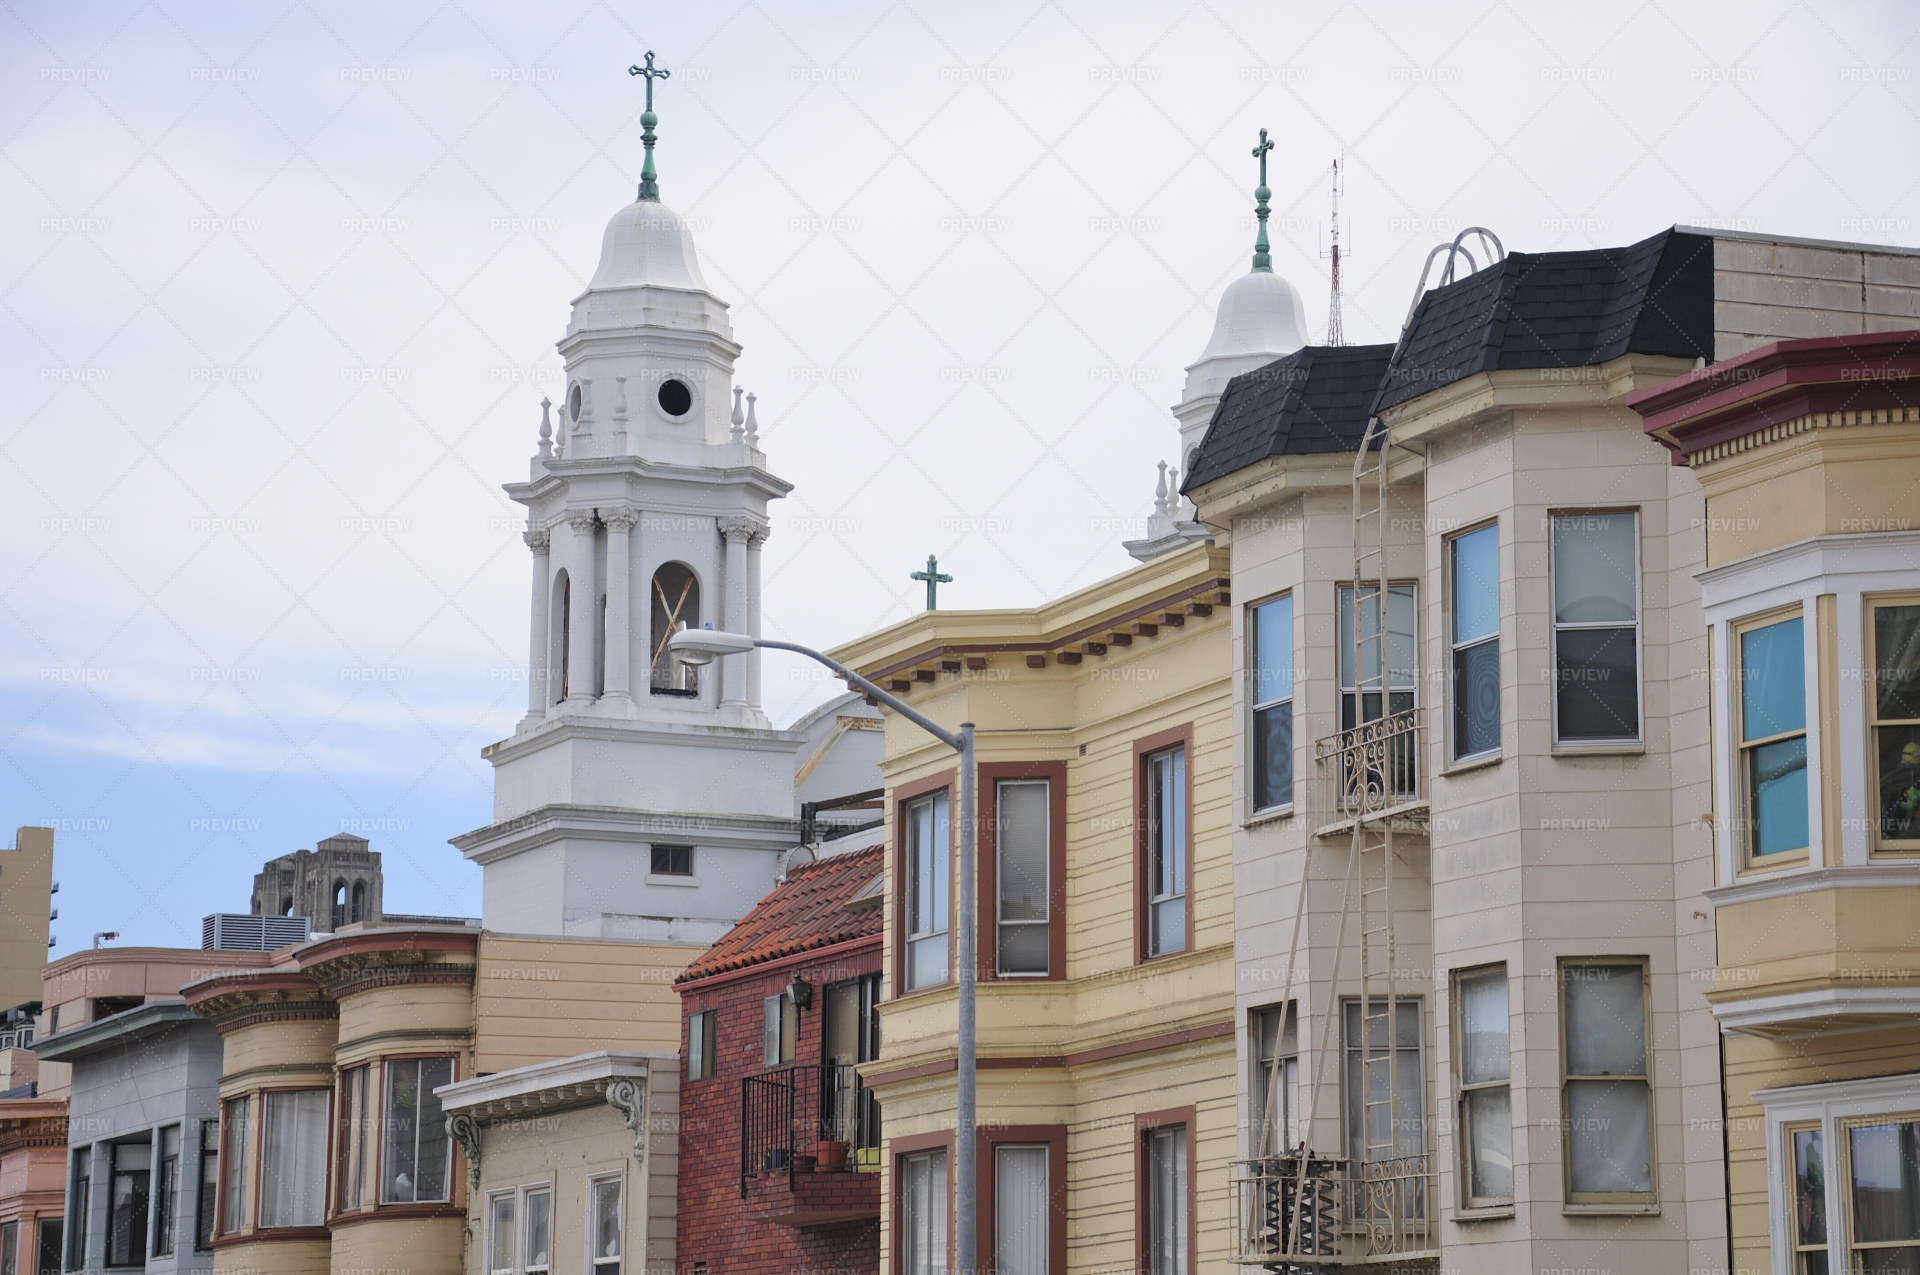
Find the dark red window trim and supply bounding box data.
[976,1124,1067,1275]
[892,770,956,1000]
[1133,723,1195,965]
[889,1129,955,1275]
[977,760,1068,983]
[1135,1105,1197,1275]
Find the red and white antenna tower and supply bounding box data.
[1323,154,1346,346]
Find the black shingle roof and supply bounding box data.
[1181,343,1395,492]
[1372,227,1714,414]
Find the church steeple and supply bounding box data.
[628,52,671,203]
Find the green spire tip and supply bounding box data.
[1251,127,1274,273]
[628,52,672,202]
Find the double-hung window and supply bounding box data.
[153,1125,180,1256]
[899,1149,948,1275]
[1343,1000,1424,1164]
[1869,596,1920,850]
[1338,583,1417,796]
[1449,524,1500,760]
[1842,1114,1920,1271]
[1250,1003,1298,1155]
[995,779,1050,976]
[1142,1123,1190,1275]
[106,1140,150,1268]
[0,1221,13,1275]
[337,1064,370,1212]
[1144,744,1188,958]
[1550,511,1641,743]
[68,1149,89,1269]
[763,992,797,1066]
[994,1144,1050,1275]
[220,1096,250,1234]
[1560,959,1654,1206]
[524,1185,553,1273]
[1250,595,1295,811]
[383,1058,454,1204]
[1787,1121,1827,1274]
[195,1120,218,1249]
[1736,613,1810,861]
[260,1089,329,1228]
[488,1192,516,1275]
[1453,966,1512,1209]
[904,791,951,991]
[590,1174,622,1273]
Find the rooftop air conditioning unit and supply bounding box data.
[201,913,311,952]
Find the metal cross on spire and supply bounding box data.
[627,52,672,202]
[1251,127,1275,273]
[911,555,953,611]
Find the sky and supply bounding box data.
[3,0,1917,951]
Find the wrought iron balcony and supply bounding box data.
[1312,709,1426,837]
[740,1061,879,1196]
[1231,1152,1436,1269]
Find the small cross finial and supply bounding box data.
[1251,127,1274,273]
[627,52,673,202]
[910,554,953,611]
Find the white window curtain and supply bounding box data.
[901,1149,949,1275]
[260,1090,329,1228]
[1563,964,1652,1195]
[995,1146,1048,1275]
[996,781,1050,975]
[1146,1126,1188,1275]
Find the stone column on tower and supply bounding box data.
[602,507,638,707]
[746,525,768,715]
[523,527,551,722]
[564,510,600,705]
[718,517,755,712]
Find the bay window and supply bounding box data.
[1143,743,1188,958]
[1453,966,1512,1209]
[153,1124,180,1256]
[260,1089,329,1228]
[1142,1122,1190,1275]
[1339,582,1417,796]
[995,779,1051,975]
[488,1192,516,1275]
[524,1185,552,1273]
[195,1120,217,1249]
[1560,960,1654,1206]
[1550,511,1641,743]
[1449,523,1500,760]
[1788,1122,1827,1274]
[383,1058,454,1204]
[220,1096,249,1233]
[1250,594,1294,810]
[337,1064,370,1211]
[994,1145,1049,1275]
[1869,596,1920,851]
[903,790,951,991]
[1343,1000,1424,1164]
[898,1148,948,1275]
[1736,612,1810,862]
[106,1139,150,1268]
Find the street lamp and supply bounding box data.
[669,627,980,1274]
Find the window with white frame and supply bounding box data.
[995,779,1050,975]
[1560,960,1654,1205]
[904,791,951,991]
[1144,744,1188,958]
[1786,1121,1827,1274]
[1737,612,1810,862]
[1550,511,1641,744]
[488,1192,515,1275]
[1842,1114,1920,1272]
[899,1148,948,1275]
[1869,596,1920,851]
[1454,966,1512,1209]
[1762,1081,1920,1275]
[1249,1003,1298,1155]
[523,1184,552,1273]
[1449,524,1500,760]
[589,1174,622,1272]
[1250,595,1294,811]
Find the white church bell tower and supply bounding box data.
[453,54,882,941]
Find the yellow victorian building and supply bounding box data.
[1631,328,1920,1275]
[828,541,1236,1275]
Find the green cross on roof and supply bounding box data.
[911,554,953,610]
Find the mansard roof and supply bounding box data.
[1182,343,1396,491]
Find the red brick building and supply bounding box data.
[674,844,883,1275]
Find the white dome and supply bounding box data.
[585,200,708,293]
[1196,269,1308,363]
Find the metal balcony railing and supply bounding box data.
[1312,709,1424,835]
[740,1061,879,1196]
[1231,1152,1435,1268]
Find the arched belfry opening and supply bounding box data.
[552,568,572,704]
[331,881,347,930]
[650,562,700,695]
[350,880,366,924]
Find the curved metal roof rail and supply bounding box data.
[1399,225,1506,333]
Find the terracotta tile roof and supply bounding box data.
[677,845,883,984]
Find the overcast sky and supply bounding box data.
[5,0,1917,948]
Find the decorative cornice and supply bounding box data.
[523,528,551,553]
[564,509,600,533]
[602,506,640,533]
[717,515,763,544]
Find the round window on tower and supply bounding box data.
[568,383,582,422]
[657,378,693,419]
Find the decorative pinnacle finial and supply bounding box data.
[1252,127,1274,273]
[537,396,553,459]
[744,392,760,446]
[1154,460,1170,515]
[730,387,745,441]
[628,52,672,202]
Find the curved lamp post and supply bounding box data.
[667,628,979,1275]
